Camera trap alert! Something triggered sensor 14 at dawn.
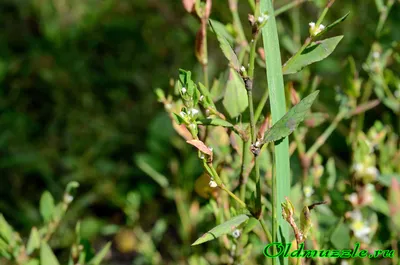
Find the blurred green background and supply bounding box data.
[0,0,399,264]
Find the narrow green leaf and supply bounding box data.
[172,112,185,125]
[192,214,249,245]
[40,241,60,265]
[0,248,11,260]
[315,12,350,38]
[197,118,233,127]
[27,227,41,254]
[0,214,14,243]
[262,91,319,143]
[40,191,55,223]
[209,20,240,71]
[208,20,235,45]
[261,1,290,263]
[222,69,248,118]
[135,155,169,188]
[87,242,111,265]
[283,36,343,75]
[198,82,215,108]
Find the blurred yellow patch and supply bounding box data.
[114,229,136,253]
[194,173,218,199]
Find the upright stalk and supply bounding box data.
[245,0,262,218]
[261,1,290,265]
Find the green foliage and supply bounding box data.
[262,90,319,143]
[209,20,240,71]
[222,70,249,118]
[40,242,60,265]
[0,183,110,265]
[192,214,249,246]
[283,36,343,75]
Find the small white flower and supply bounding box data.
[258,14,269,24]
[303,186,314,198]
[180,111,186,117]
[199,95,204,101]
[64,194,74,204]
[373,51,380,59]
[341,260,350,265]
[181,87,187,94]
[255,141,261,147]
[352,163,364,173]
[365,166,379,178]
[240,66,246,72]
[190,108,199,116]
[350,219,371,242]
[309,22,324,36]
[348,193,358,205]
[209,180,218,188]
[232,229,241,238]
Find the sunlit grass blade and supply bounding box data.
[260,0,289,264]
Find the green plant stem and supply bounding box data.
[248,37,259,82]
[204,161,247,208]
[275,0,309,17]
[202,18,209,89]
[315,0,336,27]
[283,0,336,74]
[261,1,290,265]
[283,36,312,73]
[259,219,273,243]
[376,0,394,36]
[248,0,255,11]
[248,90,257,142]
[245,1,262,218]
[254,87,269,123]
[305,109,346,159]
[240,140,252,201]
[229,0,248,47]
[221,186,247,208]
